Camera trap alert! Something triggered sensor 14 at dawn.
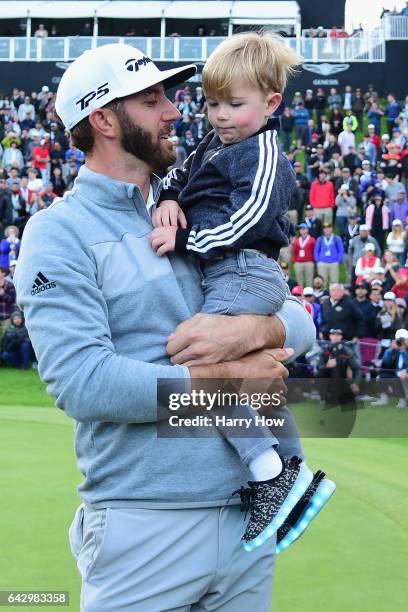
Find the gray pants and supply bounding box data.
[294,261,315,288]
[200,250,303,463]
[70,503,276,611]
[317,262,339,287]
[313,207,333,225]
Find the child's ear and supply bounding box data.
[265,92,282,116]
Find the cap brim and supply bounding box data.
[161,64,197,90]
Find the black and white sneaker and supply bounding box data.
[233,456,313,552]
[276,470,336,554]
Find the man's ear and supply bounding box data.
[265,92,282,117]
[88,108,119,139]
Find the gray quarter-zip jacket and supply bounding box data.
[15,165,314,508]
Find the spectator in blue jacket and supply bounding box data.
[65,145,85,170]
[314,223,344,286]
[386,93,402,136]
[293,101,309,148]
[367,102,384,135]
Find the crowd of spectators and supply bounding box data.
[1,80,408,407]
[0,84,76,370]
[1,20,227,39]
[277,83,408,406]
[304,25,359,39]
[381,3,408,18]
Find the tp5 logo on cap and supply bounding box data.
[76,82,110,111]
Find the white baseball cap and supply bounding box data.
[362,159,370,166]
[395,328,408,340]
[56,43,196,130]
[303,287,314,296]
[364,243,375,251]
[359,224,369,231]
[384,291,396,300]
[368,123,375,129]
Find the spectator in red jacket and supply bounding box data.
[391,269,408,299]
[309,169,335,225]
[32,138,50,183]
[368,124,381,151]
[293,224,316,288]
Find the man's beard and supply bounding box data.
[115,107,176,172]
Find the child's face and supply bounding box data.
[206,80,281,145]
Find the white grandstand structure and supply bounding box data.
[0,0,406,63]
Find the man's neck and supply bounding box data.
[85,148,152,202]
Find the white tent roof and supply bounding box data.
[163,1,233,20]
[0,1,300,22]
[97,1,169,19]
[231,1,299,20]
[0,1,44,18]
[0,1,105,19]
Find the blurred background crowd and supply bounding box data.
[1,79,408,406]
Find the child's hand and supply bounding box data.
[153,200,187,228]
[150,226,178,256]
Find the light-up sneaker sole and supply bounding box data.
[276,478,336,554]
[243,462,314,552]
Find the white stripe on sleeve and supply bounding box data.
[186,131,278,253]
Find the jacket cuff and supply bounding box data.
[175,229,190,253]
[157,188,180,204]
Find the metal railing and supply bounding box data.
[382,14,408,39]
[0,33,386,63]
[297,31,385,62]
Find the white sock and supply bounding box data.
[249,448,282,482]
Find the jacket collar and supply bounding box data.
[208,117,281,150]
[72,164,162,212]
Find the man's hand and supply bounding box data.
[326,358,337,368]
[150,226,178,256]
[227,348,291,380]
[189,348,292,395]
[167,313,287,366]
[152,200,187,228]
[399,369,408,380]
[179,348,291,418]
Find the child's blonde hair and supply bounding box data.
[202,31,302,100]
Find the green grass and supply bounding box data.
[1,368,55,407]
[1,371,407,611]
[1,372,80,612]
